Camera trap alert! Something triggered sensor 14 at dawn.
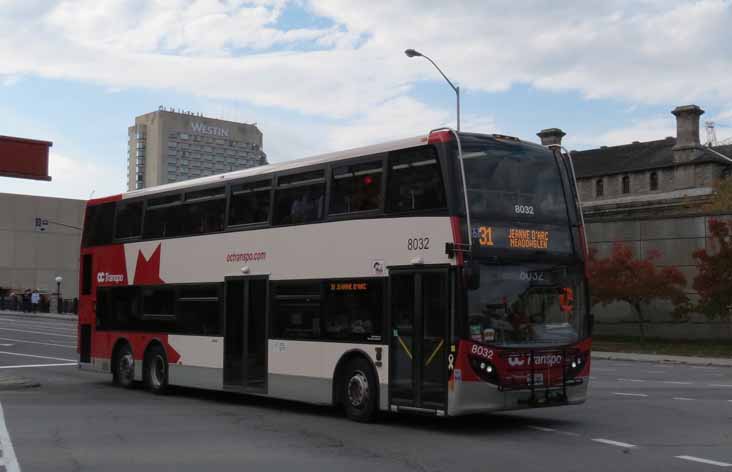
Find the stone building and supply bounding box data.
[537,105,732,339]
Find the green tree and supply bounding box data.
[588,244,689,343]
[692,219,732,320]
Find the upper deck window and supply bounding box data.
[82,202,116,247]
[273,170,325,225]
[329,160,383,214]
[229,180,271,226]
[114,201,143,239]
[386,146,446,212]
[462,138,569,224]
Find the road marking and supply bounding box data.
[0,363,76,369]
[675,456,732,467]
[0,351,75,362]
[592,438,637,448]
[673,397,695,401]
[0,344,13,347]
[528,425,557,432]
[690,366,718,370]
[612,392,648,397]
[709,384,732,388]
[0,401,21,472]
[0,316,75,327]
[0,328,75,339]
[663,381,692,385]
[644,370,665,374]
[0,337,74,349]
[0,320,76,333]
[591,368,617,372]
[618,378,645,382]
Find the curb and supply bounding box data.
[0,310,77,322]
[592,351,732,367]
[0,374,40,391]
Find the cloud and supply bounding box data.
[0,0,730,124]
[0,151,125,200]
[565,115,676,150]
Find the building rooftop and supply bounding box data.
[572,138,732,179]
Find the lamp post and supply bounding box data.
[404,48,460,131]
[55,276,63,314]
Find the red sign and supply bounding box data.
[0,135,53,181]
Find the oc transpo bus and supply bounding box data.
[77,128,591,421]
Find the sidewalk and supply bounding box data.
[593,350,732,367]
[0,309,78,322]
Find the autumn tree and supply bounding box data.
[587,244,689,342]
[705,177,732,212]
[692,219,732,321]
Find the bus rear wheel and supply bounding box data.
[113,344,135,389]
[343,358,377,422]
[144,345,169,395]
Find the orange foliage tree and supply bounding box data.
[587,244,689,342]
[692,219,732,321]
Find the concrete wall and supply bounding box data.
[0,192,84,299]
[587,212,732,340]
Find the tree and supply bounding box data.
[692,219,732,321]
[705,177,732,212]
[587,244,689,342]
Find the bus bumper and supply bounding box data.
[78,357,112,374]
[447,377,589,416]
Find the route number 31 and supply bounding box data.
[478,226,494,247]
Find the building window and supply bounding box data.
[622,175,630,194]
[650,172,659,191]
[595,179,604,197]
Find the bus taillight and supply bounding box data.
[428,130,453,144]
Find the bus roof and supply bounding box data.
[121,134,429,201]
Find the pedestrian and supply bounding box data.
[22,289,31,313]
[31,289,40,313]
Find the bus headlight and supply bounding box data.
[469,356,499,384]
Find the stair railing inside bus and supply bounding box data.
[429,127,473,253]
[548,144,587,257]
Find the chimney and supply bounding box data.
[671,104,705,163]
[537,128,566,147]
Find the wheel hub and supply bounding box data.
[151,355,165,388]
[119,353,134,382]
[347,371,369,408]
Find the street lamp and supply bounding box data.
[404,48,460,131]
[55,276,63,314]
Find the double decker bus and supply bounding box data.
[78,129,591,421]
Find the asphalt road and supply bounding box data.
[0,315,730,471]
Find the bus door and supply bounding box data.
[389,268,449,413]
[224,276,268,392]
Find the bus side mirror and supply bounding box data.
[464,261,481,291]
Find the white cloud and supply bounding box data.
[0,0,730,124]
[0,152,125,200]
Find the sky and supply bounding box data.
[1,0,732,200]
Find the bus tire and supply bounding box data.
[144,344,169,395]
[343,357,377,422]
[113,343,135,389]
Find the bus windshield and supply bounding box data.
[466,263,586,347]
[461,136,570,224]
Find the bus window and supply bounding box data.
[271,282,322,340]
[386,146,446,212]
[96,286,141,331]
[82,202,116,247]
[325,279,383,342]
[179,198,225,235]
[176,285,221,336]
[329,161,383,214]
[273,171,325,225]
[114,200,143,239]
[228,180,271,226]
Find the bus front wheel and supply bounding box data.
[144,345,169,395]
[343,358,377,422]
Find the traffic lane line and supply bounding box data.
[612,392,649,397]
[0,327,75,339]
[675,456,732,467]
[0,318,77,332]
[0,351,75,362]
[592,438,638,449]
[0,401,21,472]
[0,363,76,370]
[0,337,75,349]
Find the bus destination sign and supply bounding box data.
[471,224,572,254]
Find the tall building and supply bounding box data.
[127,108,267,190]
